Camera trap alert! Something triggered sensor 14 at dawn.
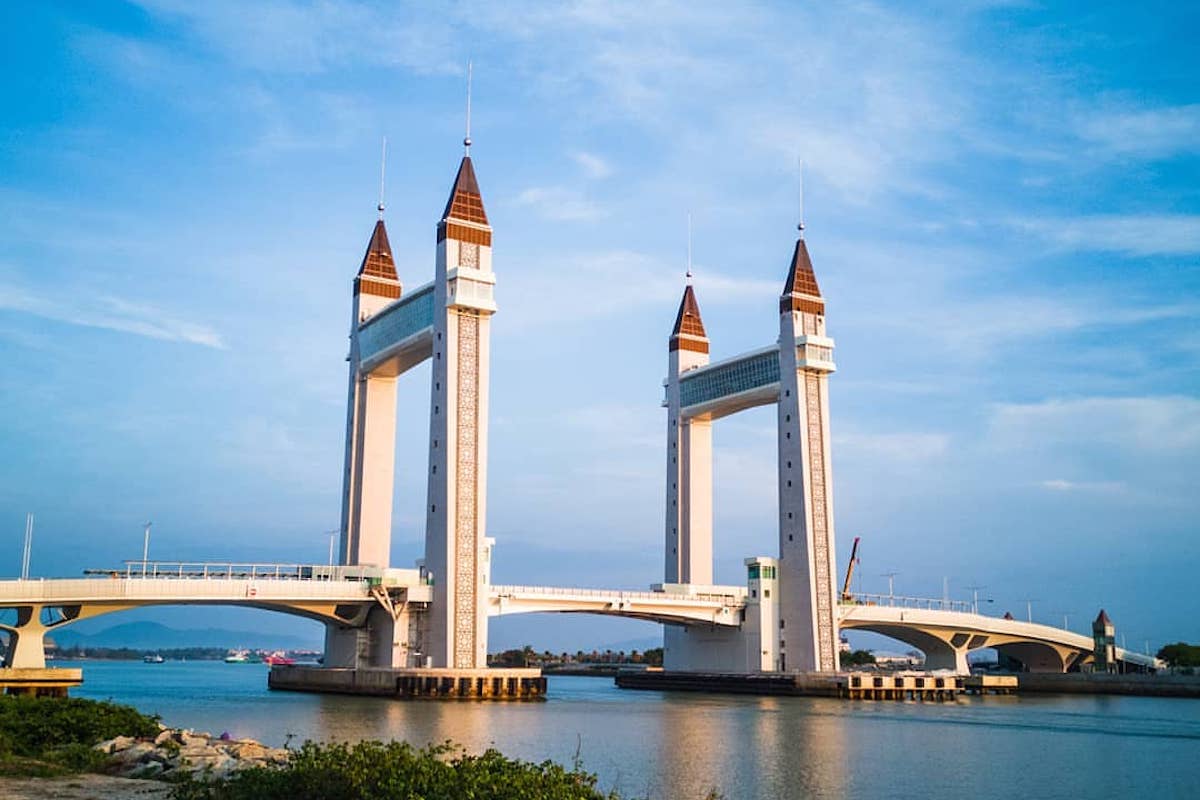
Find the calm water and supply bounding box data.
[63,660,1200,799]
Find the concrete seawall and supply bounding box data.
[1016,672,1200,698]
[268,666,546,700]
[617,670,1200,700]
[615,671,843,696]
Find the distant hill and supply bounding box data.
[46,621,319,651]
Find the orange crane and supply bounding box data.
[840,536,861,602]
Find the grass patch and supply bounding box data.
[0,695,160,777]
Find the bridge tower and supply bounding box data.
[423,150,496,669]
[664,282,713,586]
[776,231,841,673]
[340,216,403,568]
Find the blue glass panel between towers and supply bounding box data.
[679,350,780,408]
[357,284,435,363]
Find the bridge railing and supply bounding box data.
[490,584,744,605]
[841,593,973,614]
[79,562,379,582]
[0,576,374,603]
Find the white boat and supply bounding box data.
[143,653,165,664]
[224,649,250,663]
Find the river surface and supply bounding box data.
[63,660,1200,799]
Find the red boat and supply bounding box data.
[263,651,295,666]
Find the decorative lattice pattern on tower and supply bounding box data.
[460,243,479,268]
[805,371,837,671]
[453,312,480,668]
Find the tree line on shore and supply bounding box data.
[488,646,664,668]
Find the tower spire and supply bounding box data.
[464,59,473,155]
[378,136,387,220]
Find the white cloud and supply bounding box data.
[129,0,460,75]
[1039,479,1126,493]
[0,283,225,349]
[1015,214,1200,256]
[571,151,612,179]
[501,249,778,329]
[1075,103,1200,159]
[513,186,607,222]
[988,396,1200,452]
[836,431,951,464]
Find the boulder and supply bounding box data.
[178,730,209,746]
[265,748,291,765]
[112,742,158,765]
[230,742,268,761]
[154,729,175,746]
[99,735,136,754]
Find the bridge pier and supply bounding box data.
[2,619,48,670]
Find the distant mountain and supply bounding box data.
[47,621,319,651]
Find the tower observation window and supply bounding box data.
[679,349,779,408]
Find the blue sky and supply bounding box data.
[1,1,1197,653]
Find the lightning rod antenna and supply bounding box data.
[464,59,473,154]
[797,157,805,238]
[378,136,387,219]
[686,213,694,285]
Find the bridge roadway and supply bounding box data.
[1,573,1159,674]
[488,585,1161,673]
[0,569,384,669]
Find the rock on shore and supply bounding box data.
[95,726,290,781]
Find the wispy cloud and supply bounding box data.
[513,186,607,222]
[129,0,460,75]
[502,249,779,328]
[1074,103,1200,159]
[571,151,612,179]
[836,431,951,464]
[0,283,225,349]
[1015,214,1200,256]
[988,396,1200,453]
[1039,479,1126,493]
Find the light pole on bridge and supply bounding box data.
[142,522,152,576]
[1022,598,1040,623]
[327,529,340,566]
[881,572,899,605]
[966,584,991,615]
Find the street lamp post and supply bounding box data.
[142,522,152,576]
[327,529,340,567]
[881,572,899,605]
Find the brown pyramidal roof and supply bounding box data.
[669,285,709,353]
[359,220,397,279]
[355,220,401,298]
[1095,609,1112,625]
[441,156,488,225]
[779,238,825,315]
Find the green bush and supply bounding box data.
[170,739,618,800]
[0,696,159,758]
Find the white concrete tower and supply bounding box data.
[423,151,496,669]
[776,231,840,673]
[664,283,713,585]
[340,218,403,568]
